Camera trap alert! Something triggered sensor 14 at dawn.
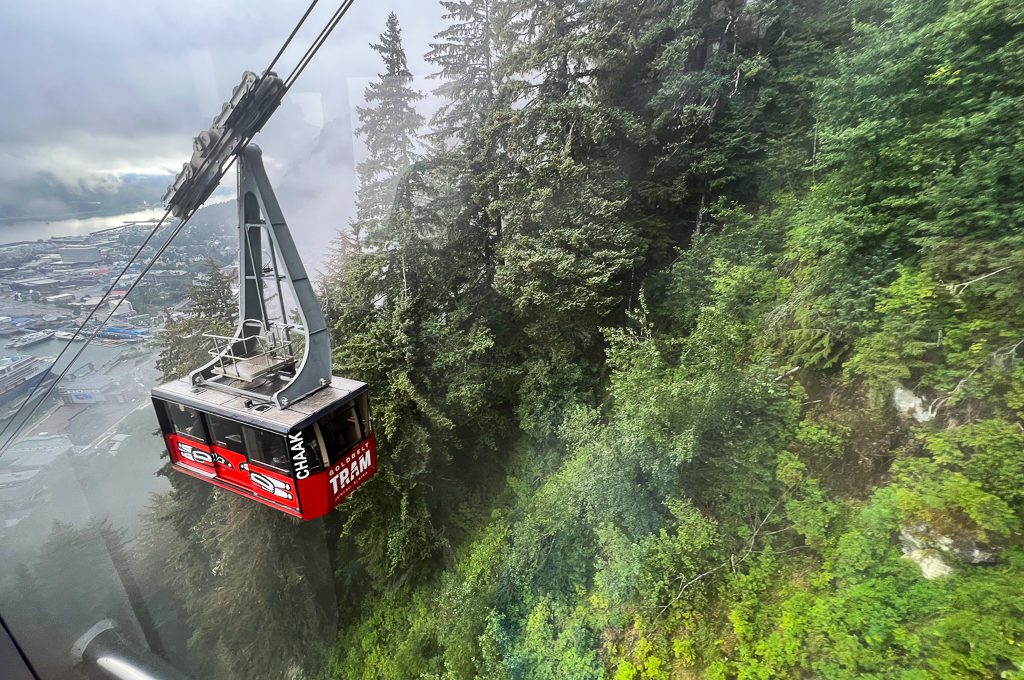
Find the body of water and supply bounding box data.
[1,337,130,375]
[0,207,167,245]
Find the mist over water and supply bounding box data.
[0,207,167,245]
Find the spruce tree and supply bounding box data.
[321,10,518,586]
[490,0,643,435]
[425,0,508,301]
[350,12,424,247]
[187,256,235,323]
[154,258,235,382]
[428,0,500,143]
[187,495,336,680]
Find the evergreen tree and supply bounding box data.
[425,0,508,302]
[324,10,518,589]
[307,0,1024,676]
[154,257,235,381]
[321,229,357,301]
[428,0,501,143]
[350,12,425,247]
[188,495,336,680]
[141,257,337,679]
[490,0,643,435]
[187,257,235,322]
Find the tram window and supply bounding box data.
[298,425,326,474]
[207,414,245,452]
[242,426,290,472]
[318,400,364,464]
[167,403,207,441]
[356,393,371,433]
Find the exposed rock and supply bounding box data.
[907,549,954,580]
[937,532,999,564]
[900,525,1001,579]
[892,385,934,422]
[900,528,954,579]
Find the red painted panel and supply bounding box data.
[166,433,216,476]
[294,434,378,520]
[166,429,376,521]
[295,472,329,520]
[248,463,300,512]
[326,434,377,506]
[170,462,303,518]
[210,444,252,490]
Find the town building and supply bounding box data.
[58,374,135,405]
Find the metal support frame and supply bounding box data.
[188,145,331,409]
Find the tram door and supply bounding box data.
[163,402,217,476]
[203,412,300,511]
[205,414,255,490]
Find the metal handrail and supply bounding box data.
[202,319,297,381]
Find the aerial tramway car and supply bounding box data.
[152,375,376,520]
[151,72,376,520]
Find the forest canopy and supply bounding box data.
[144,0,1024,677]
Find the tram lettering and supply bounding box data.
[328,468,347,494]
[328,446,374,495]
[289,433,309,479]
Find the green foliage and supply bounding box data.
[351,12,424,244]
[142,259,341,679]
[776,451,839,547]
[314,0,1024,678]
[890,420,1024,542]
[154,258,235,381]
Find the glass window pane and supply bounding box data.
[207,414,244,452]
[296,425,326,474]
[242,426,290,472]
[318,401,364,464]
[357,393,371,434]
[166,402,206,441]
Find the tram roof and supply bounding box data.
[152,375,367,434]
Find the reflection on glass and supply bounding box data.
[166,403,205,441]
[241,427,289,472]
[4,0,1023,678]
[206,413,244,451]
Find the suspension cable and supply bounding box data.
[0,0,347,454]
[0,206,173,447]
[267,0,320,74]
[283,0,356,93]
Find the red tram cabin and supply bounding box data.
[152,377,377,520]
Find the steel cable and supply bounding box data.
[0,0,347,454]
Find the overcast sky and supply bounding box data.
[0,0,445,264]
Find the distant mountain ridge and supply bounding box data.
[0,172,172,224]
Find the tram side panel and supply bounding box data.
[294,432,378,520]
[153,397,303,516]
[292,392,378,519]
[246,462,300,512]
[153,398,217,477]
[166,432,217,477]
[153,393,378,521]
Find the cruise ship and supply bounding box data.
[5,331,54,349]
[0,355,55,414]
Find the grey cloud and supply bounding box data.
[0,0,446,268]
[0,1,442,173]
